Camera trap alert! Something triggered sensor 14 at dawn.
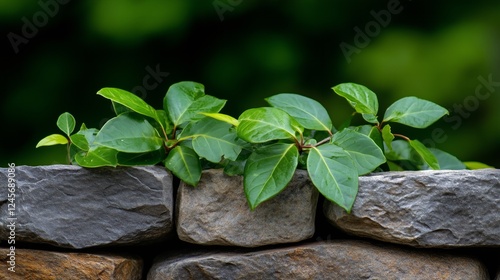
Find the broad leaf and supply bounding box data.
[179,117,243,162]
[332,129,386,175]
[74,146,118,167]
[164,145,201,186]
[57,112,75,136]
[425,148,465,170]
[307,144,358,212]
[36,134,68,147]
[164,81,226,126]
[97,88,161,125]
[237,107,303,143]
[266,93,333,131]
[409,139,440,170]
[117,149,164,166]
[332,83,378,122]
[94,112,163,153]
[202,112,239,127]
[383,97,448,128]
[244,143,299,210]
[70,134,88,151]
[381,124,394,151]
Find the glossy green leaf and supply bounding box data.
[332,83,378,122]
[307,144,358,212]
[36,134,68,147]
[383,97,448,128]
[237,107,303,143]
[425,148,465,170]
[179,117,243,163]
[70,125,99,151]
[70,134,88,151]
[74,146,118,167]
[155,109,173,136]
[381,124,394,151]
[201,112,239,127]
[164,81,226,126]
[384,139,413,161]
[464,161,494,170]
[266,93,332,131]
[164,145,201,186]
[56,112,75,136]
[117,149,164,166]
[332,129,386,175]
[409,139,440,170]
[94,112,163,153]
[97,88,161,125]
[244,143,299,210]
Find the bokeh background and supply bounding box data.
[1,0,499,167]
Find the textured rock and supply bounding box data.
[176,169,318,247]
[324,169,500,248]
[0,248,142,280]
[148,240,488,280]
[0,165,173,249]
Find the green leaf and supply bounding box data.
[223,148,252,176]
[463,161,494,170]
[384,139,413,161]
[117,149,164,166]
[97,88,161,125]
[56,112,76,136]
[368,126,383,151]
[94,112,163,153]
[70,125,99,151]
[74,146,118,167]
[266,93,333,131]
[237,107,303,143]
[244,143,299,210]
[381,124,394,151]
[426,148,465,170]
[70,134,89,151]
[164,145,201,186]
[201,112,239,127]
[408,139,440,170]
[332,129,386,175]
[383,97,448,128]
[332,83,379,122]
[307,144,358,212]
[112,101,132,115]
[36,134,68,147]
[164,81,226,126]
[179,117,243,163]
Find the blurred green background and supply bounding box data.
[1,0,499,167]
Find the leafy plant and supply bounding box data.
[37,81,481,212]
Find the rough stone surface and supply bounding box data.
[0,248,142,280]
[176,169,318,247]
[148,240,489,280]
[324,169,500,248]
[0,165,173,249]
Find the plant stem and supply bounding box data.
[393,133,411,141]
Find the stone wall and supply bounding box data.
[0,165,499,279]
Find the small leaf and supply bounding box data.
[408,139,440,170]
[70,134,89,151]
[36,134,68,148]
[97,88,161,125]
[383,97,448,128]
[368,126,383,151]
[463,161,494,170]
[179,117,243,162]
[164,81,226,126]
[332,129,386,175]
[332,83,378,122]
[307,144,358,212]
[381,124,394,151]
[237,107,303,143]
[201,112,239,127]
[164,145,201,186]
[56,112,76,136]
[74,146,118,167]
[117,149,164,166]
[94,112,163,153]
[384,139,413,161]
[266,93,333,131]
[244,143,299,210]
